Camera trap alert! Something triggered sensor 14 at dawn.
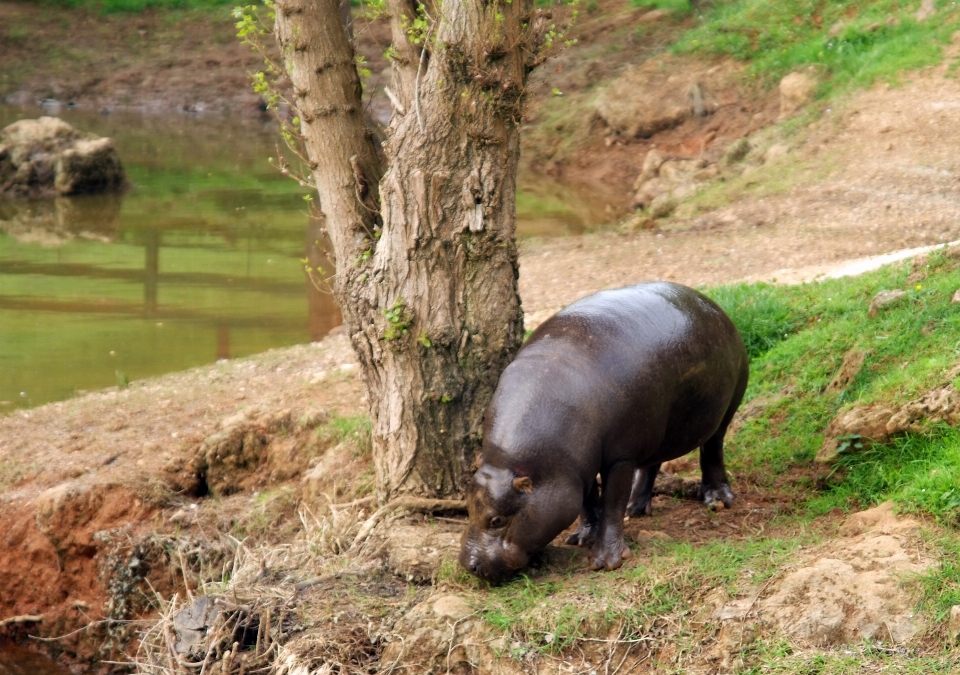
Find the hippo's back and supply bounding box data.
[487,282,748,468]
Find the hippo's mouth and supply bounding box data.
[459,537,529,584]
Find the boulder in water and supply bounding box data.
[0,116,126,198]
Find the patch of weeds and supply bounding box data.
[0,459,34,490]
[916,534,960,625]
[231,486,299,541]
[674,0,960,99]
[810,425,960,520]
[318,414,372,457]
[738,641,959,674]
[705,282,805,359]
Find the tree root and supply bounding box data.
[350,497,466,551]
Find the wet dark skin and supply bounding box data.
[459,282,749,583]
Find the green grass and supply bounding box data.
[708,246,960,519]
[705,282,803,359]
[318,414,373,457]
[676,0,960,96]
[39,0,236,13]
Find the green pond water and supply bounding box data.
[0,105,607,411]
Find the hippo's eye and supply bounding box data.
[489,516,505,529]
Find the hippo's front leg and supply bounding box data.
[590,461,635,571]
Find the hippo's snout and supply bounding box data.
[459,527,529,584]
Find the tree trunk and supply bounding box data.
[275,0,530,501]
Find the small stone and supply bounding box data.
[951,289,960,304]
[779,70,818,118]
[649,194,678,219]
[868,289,907,317]
[432,595,472,621]
[764,143,789,163]
[949,605,960,641]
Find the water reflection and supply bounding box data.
[0,104,604,410]
[0,645,71,675]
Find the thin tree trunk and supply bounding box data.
[275,0,530,501]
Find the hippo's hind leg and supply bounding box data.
[625,463,661,517]
[565,477,601,547]
[699,428,734,510]
[589,461,635,572]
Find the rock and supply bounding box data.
[753,503,928,646]
[633,149,666,190]
[382,596,524,675]
[950,605,960,641]
[779,70,819,118]
[867,289,907,317]
[380,523,461,582]
[54,138,125,195]
[825,350,867,394]
[632,176,668,209]
[433,595,473,621]
[817,383,960,464]
[649,194,678,219]
[595,56,739,139]
[885,384,960,434]
[764,143,789,162]
[632,156,711,210]
[815,405,895,464]
[951,289,960,304]
[172,596,237,655]
[0,117,125,198]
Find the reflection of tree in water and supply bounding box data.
[0,194,122,246]
[305,214,342,341]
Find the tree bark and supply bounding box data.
[275,0,530,501]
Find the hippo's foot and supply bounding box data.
[589,540,632,571]
[701,483,734,511]
[625,497,653,518]
[565,520,598,548]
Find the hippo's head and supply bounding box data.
[459,462,581,583]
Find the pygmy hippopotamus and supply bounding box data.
[459,281,749,583]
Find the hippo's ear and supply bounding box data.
[512,476,533,493]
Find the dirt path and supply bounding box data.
[520,62,960,320]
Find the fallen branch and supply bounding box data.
[0,614,43,629]
[350,497,466,550]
